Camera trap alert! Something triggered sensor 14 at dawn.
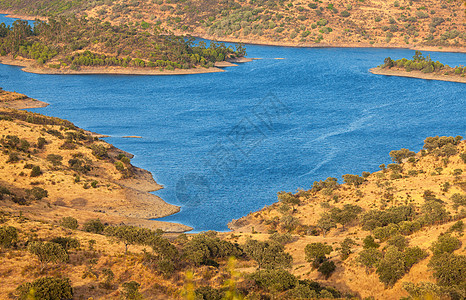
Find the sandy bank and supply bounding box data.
[0,95,48,109]
[0,57,226,75]
[370,67,466,84]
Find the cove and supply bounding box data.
[1,14,465,232]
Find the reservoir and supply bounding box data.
[1,14,465,231]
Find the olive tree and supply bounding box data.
[243,239,292,270]
[28,241,69,270]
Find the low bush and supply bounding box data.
[16,277,73,300]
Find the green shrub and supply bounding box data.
[358,248,382,269]
[339,238,356,260]
[318,260,336,279]
[448,220,464,233]
[30,166,42,177]
[26,187,48,200]
[287,279,341,299]
[398,221,420,235]
[59,217,78,230]
[37,137,46,149]
[428,253,466,286]
[373,224,400,241]
[451,193,466,210]
[50,236,80,250]
[402,282,442,299]
[91,144,108,159]
[7,152,20,163]
[460,153,466,163]
[389,148,415,164]
[420,201,449,225]
[0,225,18,248]
[376,246,406,286]
[361,205,415,230]
[363,235,380,249]
[305,243,332,262]
[185,231,242,266]
[122,281,142,300]
[115,161,125,171]
[430,233,461,255]
[249,269,297,292]
[16,277,73,300]
[404,246,428,269]
[46,154,63,166]
[83,219,105,234]
[341,10,350,17]
[269,232,293,245]
[28,241,69,266]
[387,235,408,250]
[195,286,223,300]
[342,174,364,186]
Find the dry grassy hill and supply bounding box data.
[230,136,466,299]
[1,0,465,51]
[0,91,190,233]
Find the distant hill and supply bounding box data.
[0,0,464,50]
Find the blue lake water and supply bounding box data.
[1,14,465,231]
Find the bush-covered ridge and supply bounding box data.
[382,51,466,76]
[0,214,347,299]
[0,0,464,49]
[231,135,466,298]
[0,17,246,71]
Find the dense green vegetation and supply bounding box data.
[0,17,245,70]
[382,51,466,76]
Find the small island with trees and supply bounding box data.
[370,51,466,83]
[0,17,248,75]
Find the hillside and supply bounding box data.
[230,136,466,299]
[0,90,190,233]
[0,0,464,51]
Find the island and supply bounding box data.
[370,51,466,83]
[0,17,247,75]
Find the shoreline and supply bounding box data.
[0,56,256,76]
[370,67,466,84]
[0,57,227,76]
[187,31,466,54]
[0,92,192,233]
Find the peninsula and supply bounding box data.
[0,17,247,75]
[370,51,466,83]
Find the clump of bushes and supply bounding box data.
[15,277,73,300]
[59,217,79,230]
[83,219,105,234]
